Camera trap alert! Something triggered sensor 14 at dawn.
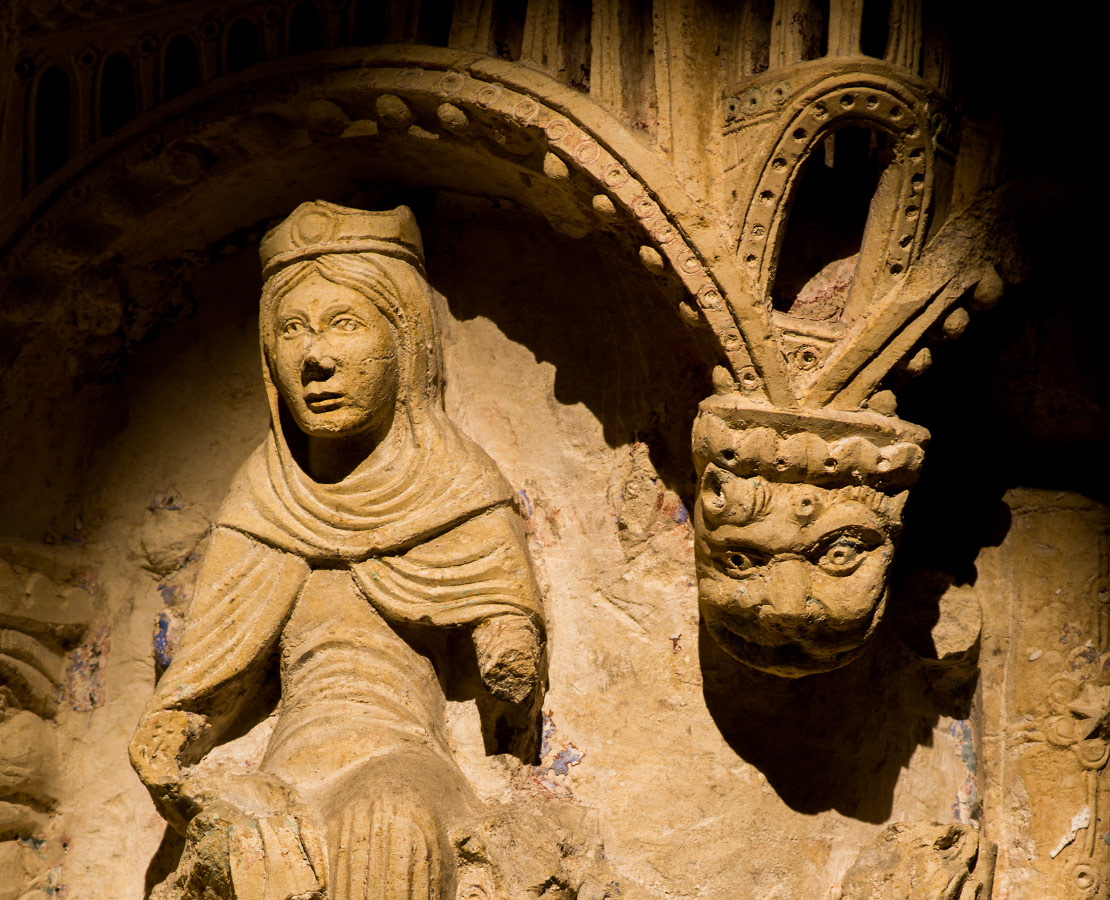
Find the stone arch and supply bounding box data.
[736,69,934,317]
[1,45,794,406]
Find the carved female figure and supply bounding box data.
[129,202,544,900]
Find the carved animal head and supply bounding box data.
[692,394,925,676]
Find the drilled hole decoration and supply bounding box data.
[653,222,677,244]
[738,367,762,391]
[437,72,464,97]
[513,98,539,123]
[769,82,791,106]
[698,285,722,310]
[603,166,628,188]
[676,248,703,275]
[474,83,502,108]
[633,196,658,219]
[544,117,570,142]
[574,139,600,165]
[794,346,820,370]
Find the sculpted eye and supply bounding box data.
[729,552,753,571]
[281,319,304,338]
[715,547,765,577]
[814,534,872,575]
[332,316,362,332]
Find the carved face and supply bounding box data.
[272,273,399,441]
[694,471,901,676]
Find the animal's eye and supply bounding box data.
[815,535,869,575]
[717,547,763,576]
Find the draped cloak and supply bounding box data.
[137,223,543,898]
[145,229,544,730]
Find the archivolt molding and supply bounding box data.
[733,67,937,314]
[716,56,974,409]
[1,45,792,405]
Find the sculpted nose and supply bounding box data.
[766,557,813,618]
[301,340,336,385]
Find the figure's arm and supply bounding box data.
[129,527,308,831]
[352,505,546,703]
[472,612,542,703]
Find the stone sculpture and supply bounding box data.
[128,202,546,900]
[693,394,925,676]
[837,821,995,900]
[687,12,1002,677]
[0,555,93,900]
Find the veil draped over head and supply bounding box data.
[146,202,543,721]
[220,221,512,559]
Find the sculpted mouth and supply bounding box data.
[304,390,344,410]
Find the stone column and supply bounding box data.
[979,489,1110,898]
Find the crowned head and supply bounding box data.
[693,393,928,676]
[257,202,442,478]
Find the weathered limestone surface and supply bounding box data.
[978,490,1110,899]
[0,0,1105,898]
[0,200,997,898]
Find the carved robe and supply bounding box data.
[135,231,543,900]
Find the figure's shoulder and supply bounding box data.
[401,504,525,567]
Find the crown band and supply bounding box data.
[260,200,426,279]
[694,393,929,491]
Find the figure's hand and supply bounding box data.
[473,614,542,704]
[128,708,213,833]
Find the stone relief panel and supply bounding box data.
[0,551,94,900]
[978,490,1110,898]
[0,2,1098,895]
